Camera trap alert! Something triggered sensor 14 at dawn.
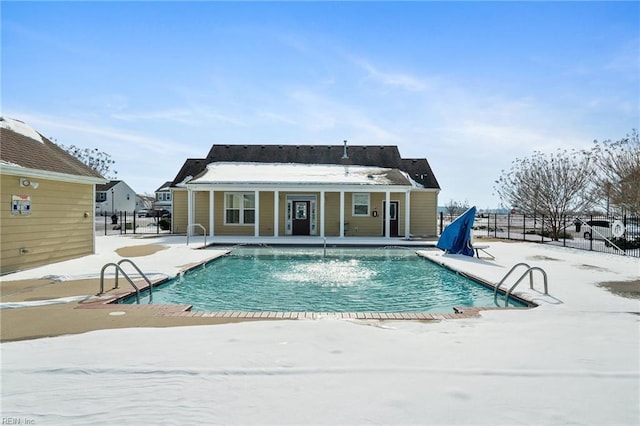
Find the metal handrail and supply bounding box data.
[116,259,154,301]
[494,262,549,306]
[494,263,532,300]
[504,267,548,306]
[187,223,207,248]
[98,263,141,303]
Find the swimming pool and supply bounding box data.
[124,247,524,313]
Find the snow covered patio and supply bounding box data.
[1,235,638,425]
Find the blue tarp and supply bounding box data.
[436,206,477,257]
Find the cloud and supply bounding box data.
[352,57,433,92]
[11,112,199,156]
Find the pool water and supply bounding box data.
[125,247,520,313]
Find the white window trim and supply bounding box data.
[224,192,255,226]
[352,193,370,217]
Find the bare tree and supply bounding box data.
[592,130,640,215]
[494,148,595,240]
[58,144,117,179]
[444,199,470,220]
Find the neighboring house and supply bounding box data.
[169,143,440,238]
[154,181,173,213]
[0,117,107,274]
[136,194,155,211]
[95,180,137,215]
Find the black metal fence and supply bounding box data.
[96,211,172,236]
[439,212,640,258]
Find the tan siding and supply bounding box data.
[323,192,340,236]
[410,191,438,237]
[1,176,95,274]
[172,190,188,234]
[259,192,275,236]
[194,191,210,234]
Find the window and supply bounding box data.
[225,192,255,225]
[352,193,370,216]
[156,192,171,202]
[96,192,107,202]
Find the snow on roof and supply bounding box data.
[189,162,411,186]
[0,117,44,143]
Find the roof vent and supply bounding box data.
[342,140,349,159]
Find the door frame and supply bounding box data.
[382,200,399,237]
[285,195,317,236]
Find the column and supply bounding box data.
[187,189,194,236]
[385,191,391,238]
[209,189,215,237]
[273,190,279,237]
[339,190,345,237]
[320,190,325,238]
[254,190,260,237]
[405,190,411,238]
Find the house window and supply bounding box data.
[352,193,370,216]
[96,192,107,202]
[156,192,171,202]
[225,192,255,225]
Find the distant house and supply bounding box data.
[0,117,107,273]
[154,181,172,213]
[169,143,440,239]
[136,194,155,211]
[95,180,137,215]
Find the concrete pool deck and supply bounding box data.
[1,234,638,342]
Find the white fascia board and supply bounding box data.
[185,183,412,192]
[0,163,107,185]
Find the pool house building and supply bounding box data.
[169,143,440,240]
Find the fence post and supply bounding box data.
[104,213,107,236]
[507,212,511,240]
[133,211,137,234]
[439,211,443,235]
[589,214,593,251]
[486,215,490,237]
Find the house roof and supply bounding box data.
[155,181,173,192]
[189,162,415,187]
[96,181,122,192]
[0,117,105,181]
[171,144,440,189]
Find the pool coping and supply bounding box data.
[77,247,535,321]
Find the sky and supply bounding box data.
[2,1,638,209]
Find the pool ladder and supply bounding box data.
[98,259,153,304]
[494,263,549,307]
[186,223,207,249]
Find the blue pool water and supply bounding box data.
[125,247,522,313]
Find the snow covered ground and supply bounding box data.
[1,237,639,425]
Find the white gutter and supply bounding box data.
[0,163,108,185]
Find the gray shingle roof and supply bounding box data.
[0,118,105,180]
